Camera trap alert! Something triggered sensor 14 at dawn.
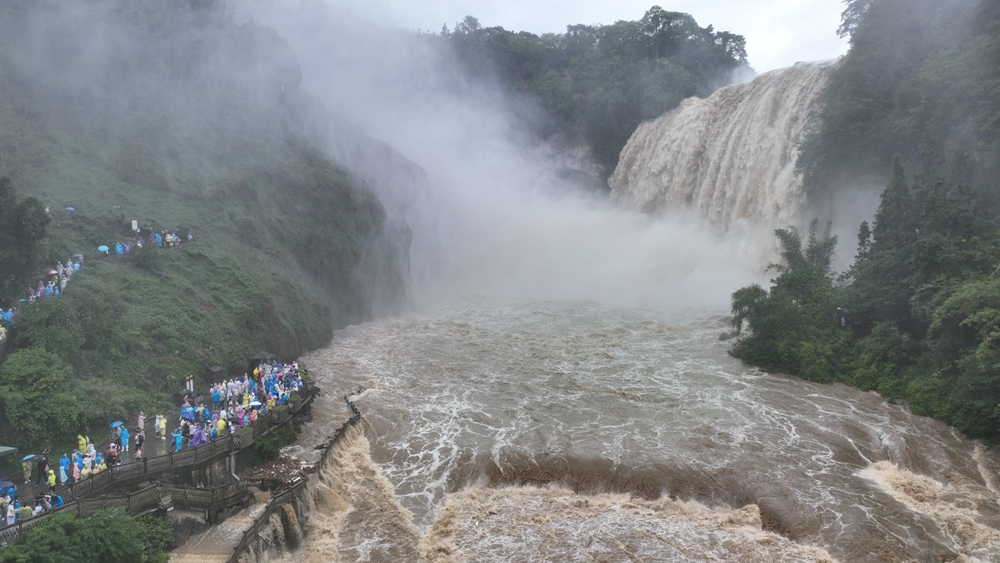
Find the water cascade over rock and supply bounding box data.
[609,61,835,236]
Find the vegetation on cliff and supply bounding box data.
[0,0,402,453]
[439,6,750,177]
[733,0,1000,440]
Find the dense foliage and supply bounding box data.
[0,178,49,303]
[440,7,749,176]
[798,0,1000,193]
[734,0,1000,441]
[0,0,403,453]
[0,511,172,563]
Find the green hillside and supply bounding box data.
[0,0,406,452]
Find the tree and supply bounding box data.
[837,0,874,38]
[0,348,84,450]
[0,511,171,563]
[729,221,841,381]
[0,177,50,305]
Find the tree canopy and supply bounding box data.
[440,6,750,177]
[0,511,171,563]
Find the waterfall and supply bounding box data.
[609,61,835,237]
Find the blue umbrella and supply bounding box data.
[98,245,109,252]
[21,454,35,461]
[109,421,124,428]
[64,207,75,212]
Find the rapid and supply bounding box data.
[287,299,1000,562]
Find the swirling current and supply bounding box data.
[279,298,1000,563]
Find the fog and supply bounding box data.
[248,0,767,314]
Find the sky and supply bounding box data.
[326,0,850,72]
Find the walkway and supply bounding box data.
[0,388,314,547]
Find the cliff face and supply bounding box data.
[609,61,835,234]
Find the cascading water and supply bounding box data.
[609,61,835,240]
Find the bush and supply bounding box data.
[251,427,298,464]
[0,510,170,563]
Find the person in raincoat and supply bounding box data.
[46,469,55,491]
[159,415,167,440]
[94,458,107,473]
[6,501,15,525]
[77,435,86,453]
[137,411,145,432]
[172,428,183,451]
[21,459,32,484]
[58,454,70,484]
[190,425,203,447]
[119,426,130,453]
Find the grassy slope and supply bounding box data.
[0,0,399,452]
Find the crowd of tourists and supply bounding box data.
[0,256,83,352]
[2,487,64,526]
[1,223,197,352]
[25,256,83,301]
[169,361,305,452]
[0,360,306,529]
[99,223,193,257]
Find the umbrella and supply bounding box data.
[97,245,109,252]
[0,480,14,489]
[109,421,124,428]
[249,351,276,361]
[46,269,57,275]
[64,207,75,212]
[21,454,35,461]
[72,254,83,259]
[248,401,262,407]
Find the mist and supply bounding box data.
[247,0,766,314]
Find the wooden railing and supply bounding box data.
[226,395,362,563]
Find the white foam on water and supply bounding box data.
[294,299,1000,562]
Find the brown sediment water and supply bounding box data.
[282,299,1000,562]
[420,486,837,563]
[276,425,421,563]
